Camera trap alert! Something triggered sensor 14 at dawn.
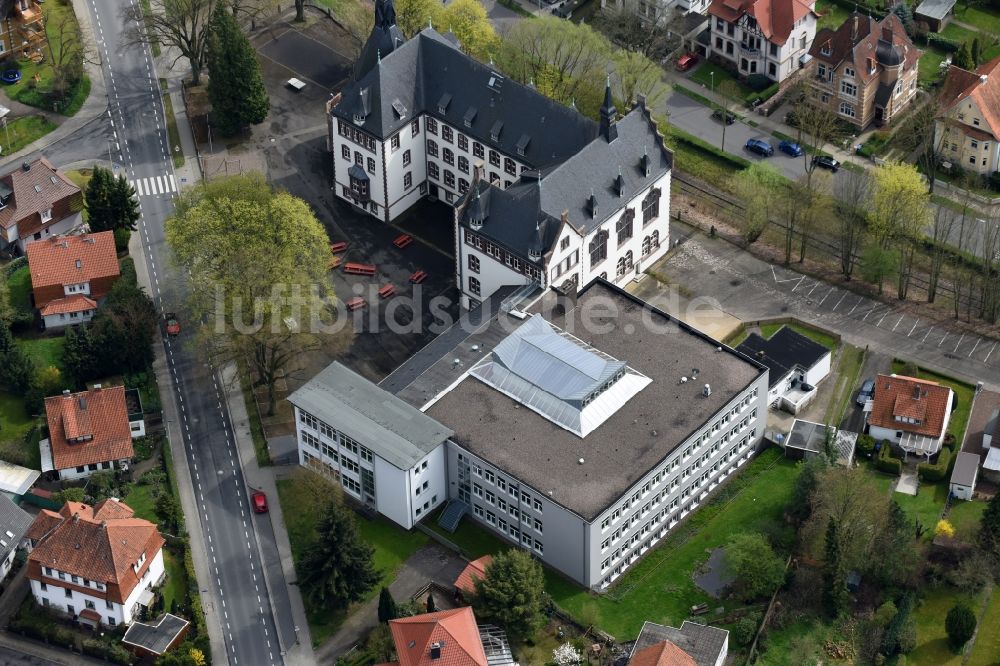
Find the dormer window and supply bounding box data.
[41,208,52,222]
[438,93,452,115]
[353,113,365,124]
[820,43,831,56]
[490,121,503,142]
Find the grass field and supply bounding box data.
[689,62,754,100]
[276,471,428,646]
[124,482,158,523]
[758,322,839,351]
[15,336,65,372]
[6,265,32,313]
[824,344,865,426]
[955,5,1000,34]
[948,499,986,541]
[967,586,1000,666]
[161,548,187,614]
[864,465,948,536]
[0,390,33,444]
[911,586,988,666]
[890,361,974,445]
[815,0,850,30]
[0,115,57,156]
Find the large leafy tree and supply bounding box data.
[93,280,159,374]
[473,549,546,641]
[166,174,348,415]
[733,163,785,245]
[86,167,139,234]
[725,532,786,601]
[869,162,930,299]
[206,2,269,136]
[979,490,1000,557]
[298,498,378,610]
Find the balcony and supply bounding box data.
[14,0,42,24]
[740,45,761,58]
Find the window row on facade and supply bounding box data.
[463,229,542,282]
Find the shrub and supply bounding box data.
[113,228,131,253]
[746,74,772,92]
[877,441,902,475]
[119,256,137,286]
[918,446,952,482]
[927,33,960,52]
[945,604,976,651]
[856,434,876,457]
[732,614,760,646]
[990,171,1000,192]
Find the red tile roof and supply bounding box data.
[38,294,98,316]
[809,13,919,85]
[938,53,1000,139]
[454,555,492,595]
[630,640,698,666]
[389,608,488,666]
[27,232,119,298]
[0,158,82,237]
[26,499,165,605]
[44,386,134,471]
[709,0,817,45]
[868,374,953,438]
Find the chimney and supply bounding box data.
[73,513,80,523]
[472,159,485,183]
[587,190,598,219]
[703,384,712,397]
[430,642,442,660]
[640,145,651,177]
[21,161,30,172]
[614,167,625,197]
[101,520,108,529]
[62,389,70,396]
[981,74,989,84]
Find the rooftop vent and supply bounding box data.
[692,368,700,377]
[391,99,407,119]
[75,259,81,269]
[472,344,480,352]
[703,384,711,397]
[981,74,988,83]
[680,376,688,384]
[62,389,70,395]
[21,161,30,172]
[578,458,585,465]
[452,358,461,367]
[33,185,41,193]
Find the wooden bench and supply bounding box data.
[345,296,367,311]
[326,255,342,271]
[393,234,413,249]
[343,262,376,276]
[287,78,306,92]
[329,241,348,253]
[409,269,427,284]
[378,284,396,299]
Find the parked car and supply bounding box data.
[744,139,774,157]
[856,378,875,406]
[675,53,699,72]
[813,155,841,172]
[251,490,268,514]
[164,312,180,337]
[711,108,736,125]
[778,140,803,157]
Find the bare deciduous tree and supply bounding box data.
[833,168,871,279]
[122,0,220,85]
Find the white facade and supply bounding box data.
[42,307,96,330]
[0,546,17,582]
[46,454,126,481]
[950,477,976,501]
[5,211,83,253]
[604,0,711,25]
[709,9,816,82]
[30,548,164,627]
[456,171,672,308]
[451,377,768,589]
[294,405,447,529]
[869,401,952,447]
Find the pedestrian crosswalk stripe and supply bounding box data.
[129,174,177,197]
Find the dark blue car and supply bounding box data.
[778,140,803,157]
[744,139,773,157]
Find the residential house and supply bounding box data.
[935,54,1000,177]
[707,0,818,83]
[454,87,672,308]
[602,0,713,26]
[807,13,920,129]
[26,231,120,329]
[290,279,769,590]
[381,607,515,666]
[914,0,956,32]
[0,0,46,60]
[26,498,165,628]
[736,326,831,413]
[629,620,729,666]
[40,386,137,481]
[949,451,979,500]
[0,494,32,582]
[453,555,492,599]
[960,388,1000,483]
[0,158,84,254]
[865,374,954,459]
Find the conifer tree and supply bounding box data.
[206,3,269,136]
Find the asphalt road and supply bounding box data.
[80,0,292,662]
[0,646,61,666]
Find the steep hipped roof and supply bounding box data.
[332,28,598,168]
[26,499,165,604]
[287,362,453,470]
[456,99,671,260]
[389,608,488,666]
[44,386,135,471]
[630,640,698,666]
[938,53,1000,139]
[630,621,729,666]
[0,157,81,236]
[709,0,817,45]
[27,232,119,292]
[868,374,953,438]
[354,0,406,81]
[809,13,919,85]
[454,555,492,594]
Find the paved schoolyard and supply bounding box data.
[254,24,352,92]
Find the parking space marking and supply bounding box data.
[819,287,836,307]
[791,275,809,292]
[939,331,949,347]
[862,305,878,321]
[831,291,848,311]
[969,337,981,358]
[986,342,997,364]
[891,315,905,332]
[848,297,865,315]
[922,326,935,343]
[806,281,821,298]
[954,332,965,354]
[877,310,891,326]
[908,319,920,337]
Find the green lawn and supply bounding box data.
[919,50,949,87]
[159,79,184,168]
[1,115,57,156]
[947,499,986,542]
[756,617,836,665]
[815,0,850,31]
[968,587,1000,666]
[758,323,839,351]
[0,390,32,442]
[955,5,1000,35]
[160,548,187,613]
[6,265,32,314]
[688,61,754,100]
[15,336,65,372]
[890,361,974,445]
[124,482,158,523]
[939,22,978,44]
[824,344,865,426]
[276,471,428,646]
[865,466,948,535]
[911,586,988,666]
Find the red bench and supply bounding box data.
[409,270,427,284]
[343,262,377,276]
[393,234,413,249]
[345,296,367,311]
[378,284,396,299]
[329,241,348,254]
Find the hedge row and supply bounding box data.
[877,440,902,475]
[2,256,26,279]
[917,438,957,482]
[670,126,752,170]
[926,33,960,53]
[746,82,781,106]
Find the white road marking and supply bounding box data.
[954,332,965,353]
[969,337,981,358]
[986,342,997,364]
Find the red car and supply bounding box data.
[675,53,699,72]
[164,312,181,337]
[251,490,268,514]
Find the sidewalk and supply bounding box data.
[219,363,317,666]
[0,0,109,172]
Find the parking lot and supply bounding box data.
[653,222,1000,391]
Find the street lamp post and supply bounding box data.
[710,71,715,96]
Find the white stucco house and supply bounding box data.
[736,326,831,414]
[707,0,818,83]
[40,386,136,481]
[866,374,954,459]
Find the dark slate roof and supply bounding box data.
[122,614,190,656]
[353,0,406,81]
[736,326,830,388]
[630,621,729,666]
[0,494,32,564]
[456,101,672,259]
[332,29,598,168]
[874,81,894,107]
[915,0,956,20]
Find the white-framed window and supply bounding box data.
[41,208,52,222]
[839,102,855,118]
[840,81,857,97]
[843,66,855,78]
